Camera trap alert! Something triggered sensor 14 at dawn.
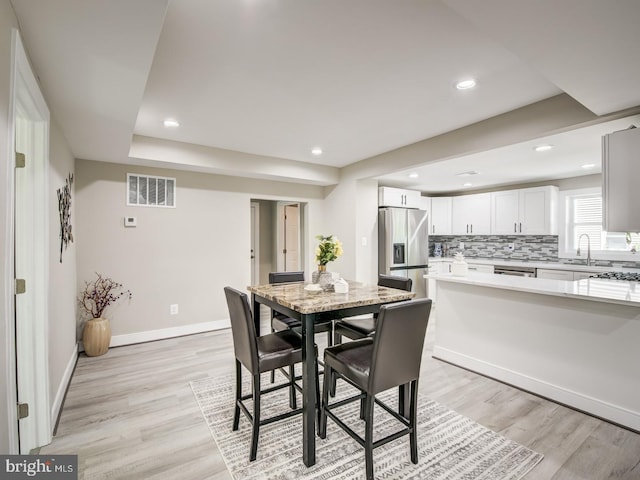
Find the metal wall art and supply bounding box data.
[57,173,74,262]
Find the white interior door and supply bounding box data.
[10,31,51,453]
[283,204,299,271]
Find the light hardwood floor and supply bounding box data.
[40,310,640,479]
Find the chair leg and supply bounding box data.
[364,394,375,480]
[270,326,277,383]
[319,364,331,439]
[315,354,321,428]
[289,364,297,410]
[232,360,241,431]
[409,379,419,464]
[333,329,342,347]
[398,383,406,418]
[329,330,343,397]
[249,373,261,461]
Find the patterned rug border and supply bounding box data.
[190,372,544,480]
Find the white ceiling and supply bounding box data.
[10,0,640,191]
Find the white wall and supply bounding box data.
[48,120,77,423]
[75,160,325,341]
[321,178,379,285]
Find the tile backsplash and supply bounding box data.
[430,235,640,268]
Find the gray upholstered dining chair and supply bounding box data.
[329,274,412,396]
[332,274,412,344]
[319,298,432,480]
[268,271,334,384]
[269,271,334,344]
[224,286,318,461]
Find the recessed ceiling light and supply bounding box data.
[456,79,476,90]
[581,163,596,169]
[311,147,323,156]
[408,172,419,178]
[463,182,473,187]
[163,119,180,128]
[534,144,553,152]
[456,170,479,177]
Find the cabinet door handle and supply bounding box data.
[432,225,435,234]
[519,222,522,233]
[514,222,517,233]
[470,224,473,234]
[466,224,469,234]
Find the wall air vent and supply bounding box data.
[127,173,176,208]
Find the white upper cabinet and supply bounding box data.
[378,187,422,209]
[430,197,452,235]
[491,186,558,235]
[420,196,432,233]
[603,127,640,232]
[452,193,491,235]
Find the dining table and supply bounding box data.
[247,279,415,467]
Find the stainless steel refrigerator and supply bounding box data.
[378,207,429,298]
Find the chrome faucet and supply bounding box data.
[577,234,592,266]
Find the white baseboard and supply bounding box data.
[51,343,78,427]
[79,319,230,351]
[433,345,640,432]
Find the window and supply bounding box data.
[127,174,176,207]
[559,188,640,260]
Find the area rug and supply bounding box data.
[191,372,543,480]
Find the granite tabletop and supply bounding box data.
[247,280,415,314]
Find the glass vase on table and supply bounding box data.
[312,264,334,291]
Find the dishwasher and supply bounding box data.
[493,265,536,277]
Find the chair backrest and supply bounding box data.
[224,287,259,374]
[368,298,432,394]
[269,271,305,284]
[378,274,412,292]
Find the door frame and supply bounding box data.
[250,201,260,285]
[5,30,51,453]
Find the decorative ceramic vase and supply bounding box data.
[83,317,111,356]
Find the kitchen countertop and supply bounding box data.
[428,256,640,273]
[426,271,640,307]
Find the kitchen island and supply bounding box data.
[426,272,640,431]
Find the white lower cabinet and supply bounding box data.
[536,269,574,281]
[536,269,600,281]
[467,263,494,274]
[573,271,597,281]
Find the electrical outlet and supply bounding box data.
[170,304,179,315]
[459,242,465,250]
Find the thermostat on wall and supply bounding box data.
[124,216,137,227]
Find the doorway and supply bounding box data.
[7,31,51,453]
[282,203,300,271]
[250,200,305,283]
